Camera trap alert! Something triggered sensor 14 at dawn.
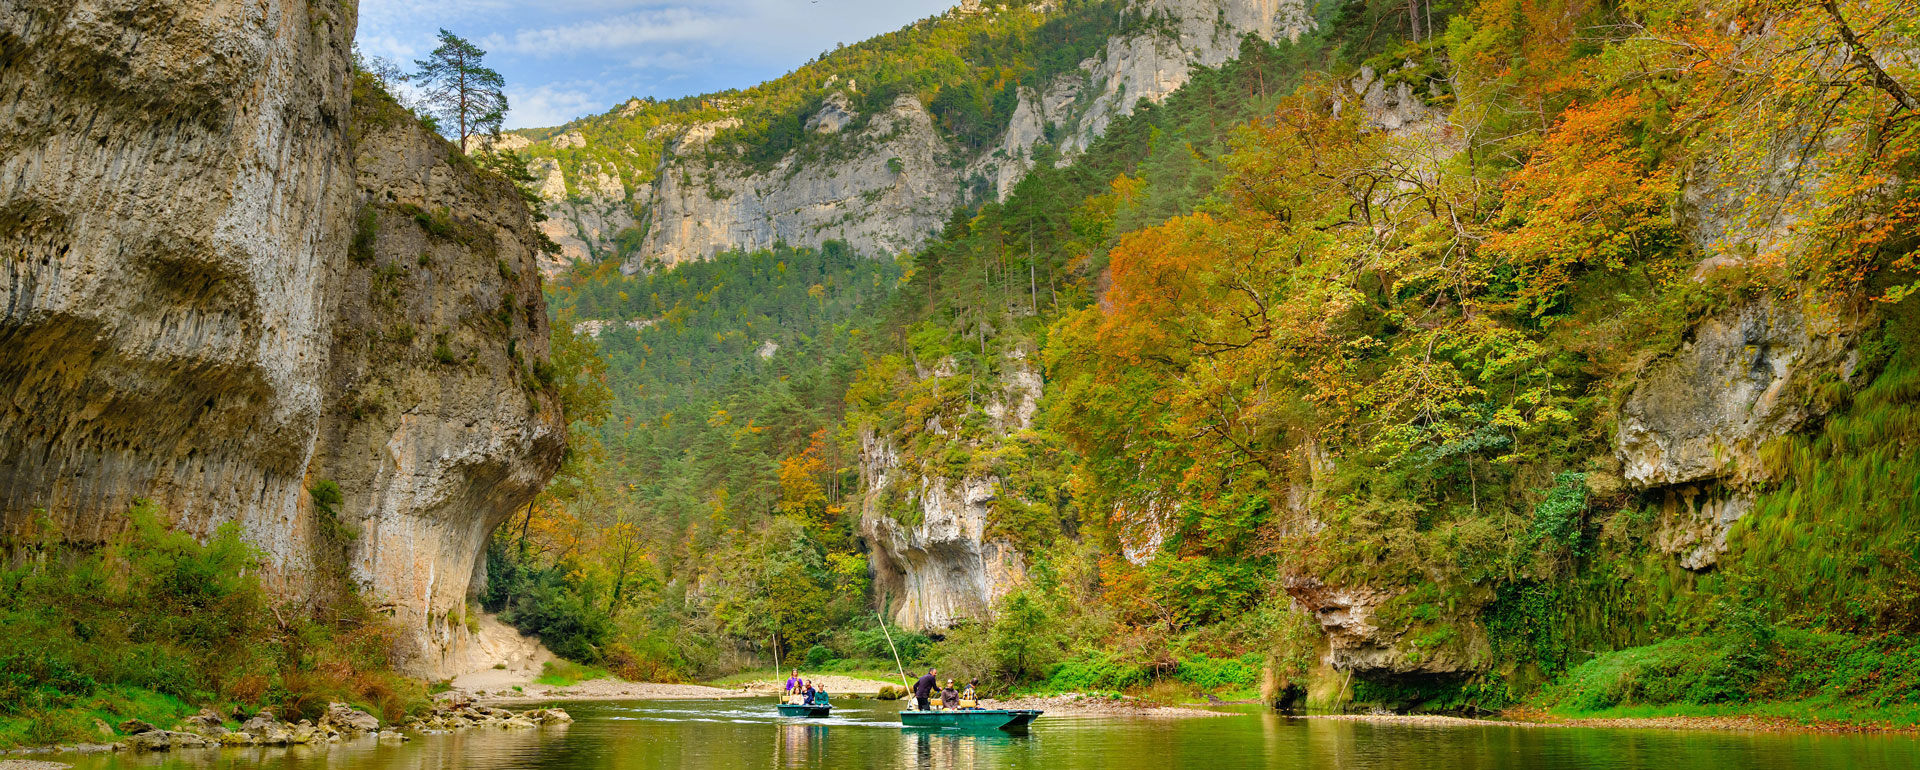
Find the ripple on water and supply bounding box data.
[42,699,1920,770]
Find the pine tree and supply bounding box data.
[413,29,507,153]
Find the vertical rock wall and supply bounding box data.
[311,86,566,676]
[859,351,1042,630]
[0,0,565,676]
[0,0,357,571]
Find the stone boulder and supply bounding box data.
[319,702,380,735]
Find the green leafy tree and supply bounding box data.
[413,29,507,153]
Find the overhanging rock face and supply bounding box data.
[0,0,564,676]
[1615,296,1859,570]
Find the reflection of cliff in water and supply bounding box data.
[777,723,831,768]
[903,730,1028,769]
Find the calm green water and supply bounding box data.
[50,698,1920,769]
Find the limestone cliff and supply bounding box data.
[859,351,1042,630]
[314,85,566,676]
[0,0,563,677]
[641,94,958,268]
[514,0,1314,273]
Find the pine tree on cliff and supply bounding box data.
[414,29,507,153]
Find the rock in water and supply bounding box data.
[320,702,380,735]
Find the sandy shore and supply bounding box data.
[1301,711,1920,734]
[468,673,905,705]
[988,694,1232,718]
[469,679,753,704]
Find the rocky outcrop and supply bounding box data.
[1617,297,1856,489]
[1614,296,1859,569]
[0,0,563,674]
[860,351,1042,630]
[1283,577,1489,678]
[530,156,638,274]
[311,86,566,677]
[639,94,958,268]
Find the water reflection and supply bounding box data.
[776,723,829,768]
[901,729,1028,769]
[46,698,1920,770]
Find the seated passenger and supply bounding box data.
[940,679,960,710]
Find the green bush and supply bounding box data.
[1038,652,1149,692]
[1174,653,1264,691]
[851,625,932,663]
[0,501,426,747]
[484,541,614,663]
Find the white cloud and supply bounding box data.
[357,0,956,128]
[506,83,613,129]
[489,8,724,55]
[628,50,712,71]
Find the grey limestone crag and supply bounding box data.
[520,0,1315,273]
[0,0,564,676]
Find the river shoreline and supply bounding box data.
[1300,710,1920,735]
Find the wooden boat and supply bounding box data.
[900,708,1043,732]
[777,701,832,717]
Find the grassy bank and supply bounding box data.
[0,502,429,748]
[1520,628,1920,729]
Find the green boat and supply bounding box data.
[777,702,832,717]
[777,693,832,717]
[900,709,1043,732]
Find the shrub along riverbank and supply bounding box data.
[0,503,430,748]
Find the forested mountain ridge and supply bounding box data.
[527,0,1920,720]
[500,0,1314,273]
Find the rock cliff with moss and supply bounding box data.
[0,0,563,678]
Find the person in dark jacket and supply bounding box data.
[911,668,939,711]
[940,680,960,710]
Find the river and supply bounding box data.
[47,698,1920,769]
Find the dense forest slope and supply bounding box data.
[506,0,1315,273]
[0,0,564,678]
[531,0,1920,719]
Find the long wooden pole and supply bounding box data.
[876,611,908,688]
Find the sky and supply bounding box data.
[357,1,957,130]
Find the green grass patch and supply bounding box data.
[1535,628,1920,726]
[534,660,613,687]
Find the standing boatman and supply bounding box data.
[911,668,939,711]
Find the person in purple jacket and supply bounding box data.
[783,668,802,698]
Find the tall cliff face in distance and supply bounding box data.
[0,0,565,678]
[316,84,567,677]
[512,0,1314,275]
[859,350,1044,631]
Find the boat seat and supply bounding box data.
[959,699,978,709]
